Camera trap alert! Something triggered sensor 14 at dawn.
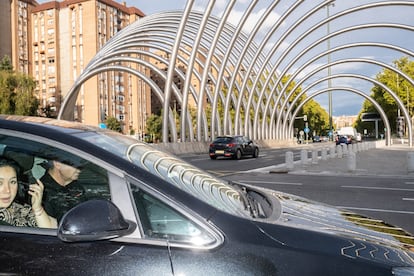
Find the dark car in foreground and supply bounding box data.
[209,135,259,160]
[0,115,413,275]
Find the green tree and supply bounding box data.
[0,55,13,72]
[105,117,122,132]
[145,113,162,142]
[0,58,39,116]
[14,73,39,115]
[355,56,414,134]
[302,99,330,136]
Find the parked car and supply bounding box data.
[336,135,352,145]
[209,135,259,160]
[312,135,321,142]
[0,116,413,275]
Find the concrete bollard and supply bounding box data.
[330,146,336,158]
[407,152,414,174]
[312,149,318,164]
[337,145,343,158]
[301,149,308,166]
[321,147,328,160]
[347,151,356,172]
[285,151,294,170]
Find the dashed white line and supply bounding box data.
[341,186,414,192]
[240,180,302,186]
[403,198,414,201]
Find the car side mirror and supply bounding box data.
[58,199,136,242]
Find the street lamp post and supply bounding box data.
[327,2,335,140]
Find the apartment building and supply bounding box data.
[0,0,37,74]
[1,0,150,135]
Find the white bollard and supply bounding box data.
[407,152,414,174]
[347,151,356,172]
[321,147,328,160]
[330,146,336,158]
[312,149,318,164]
[337,145,343,158]
[285,151,294,170]
[301,149,308,166]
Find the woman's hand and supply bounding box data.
[29,179,44,213]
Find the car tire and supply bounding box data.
[252,148,259,158]
[210,156,216,160]
[235,149,242,160]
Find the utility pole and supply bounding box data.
[327,2,335,140]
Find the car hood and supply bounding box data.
[253,188,414,266]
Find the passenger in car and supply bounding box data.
[0,158,57,228]
[40,160,87,222]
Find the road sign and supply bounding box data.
[304,127,310,134]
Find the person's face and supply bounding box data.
[0,166,18,208]
[56,162,81,186]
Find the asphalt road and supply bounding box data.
[179,147,414,235]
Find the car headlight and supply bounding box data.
[392,267,414,275]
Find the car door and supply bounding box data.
[0,132,173,275]
[242,136,254,155]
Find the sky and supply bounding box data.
[36,0,413,117]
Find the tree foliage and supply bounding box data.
[105,116,122,132]
[354,56,414,134]
[0,56,39,116]
[145,113,162,142]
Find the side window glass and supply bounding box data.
[0,135,110,228]
[129,184,217,247]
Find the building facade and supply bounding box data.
[3,0,150,135]
[0,0,37,74]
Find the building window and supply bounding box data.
[48,66,55,74]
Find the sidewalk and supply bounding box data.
[269,143,414,178]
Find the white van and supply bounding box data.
[337,127,357,140]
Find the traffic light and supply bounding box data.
[396,117,405,137]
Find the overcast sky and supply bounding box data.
[36,0,413,117]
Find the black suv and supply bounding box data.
[209,135,259,160]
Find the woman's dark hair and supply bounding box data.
[0,157,21,175]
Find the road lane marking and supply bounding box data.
[240,180,302,185]
[341,186,414,192]
[403,198,414,201]
[405,182,414,185]
[336,206,414,215]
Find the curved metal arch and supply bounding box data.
[253,1,414,140]
[284,73,410,146]
[288,87,391,145]
[58,1,414,147]
[265,42,414,141]
[237,0,330,137]
[253,23,414,140]
[222,0,283,135]
[276,57,414,140]
[210,0,259,139]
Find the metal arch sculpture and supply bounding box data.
[58,0,414,147]
[288,86,391,143]
[277,57,414,142]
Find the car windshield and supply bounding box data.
[73,129,249,217]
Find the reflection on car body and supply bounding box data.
[0,115,413,275]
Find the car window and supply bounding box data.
[129,183,219,247]
[213,137,232,143]
[0,134,110,228]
